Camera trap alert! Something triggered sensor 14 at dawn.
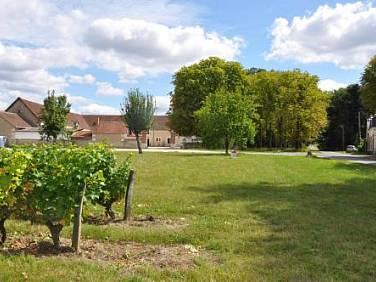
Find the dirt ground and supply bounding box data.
[0,217,217,271]
[84,214,189,230]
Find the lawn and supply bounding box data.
[1,153,376,281]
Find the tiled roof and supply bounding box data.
[84,115,128,134]
[71,129,92,140]
[8,97,90,129]
[152,116,170,130]
[67,112,91,129]
[0,111,30,128]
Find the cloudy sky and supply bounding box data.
[0,0,375,114]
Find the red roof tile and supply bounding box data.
[152,116,170,130]
[0,111,30,128]
[84,115,128,134]
[71,129,92,140]
[8,97,90,129]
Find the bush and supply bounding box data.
[0,148,32,243]
[0,144,132,248]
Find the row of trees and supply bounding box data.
[0,144,131,250]
[319,85,366,150]
[319,55,376,150]
[169,57,328,152]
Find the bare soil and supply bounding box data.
[84,214,189,229]
[0,234,217,271]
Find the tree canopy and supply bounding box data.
[249,70,328,149]
[195,88,257,154]
[121,88,155,154]
[169,57,250,136]
[361,55,376,114]
[319,84,366,150]
[40,90,71,141]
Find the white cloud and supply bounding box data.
[75,103,119,115]
[154,95,171,115]
[96,82,124,97]
[68,74,96,84]
[267,2,376,69]
[85,18,244,81]
[0,0,242,111]
[319,79,347,91]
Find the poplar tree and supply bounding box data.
[121,88,155,154]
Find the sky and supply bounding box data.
[1,0,376,115]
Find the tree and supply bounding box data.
[249,70,328,149]
[319,84,366,150]
[195,88,257,154]
[40,90,71,141]
[169,57,250,136]
[121,89,155,154]
[361,55,376,114]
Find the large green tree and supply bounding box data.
[195,88,257,154]
[169,57,250,136]
[319,84,366,150]
[121,88,155,154]
[249,70,328,149]
[361,55,376,114]
[40,90,71,141]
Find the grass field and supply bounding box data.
[1,153,376,281]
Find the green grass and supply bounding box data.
[1,153,376,281]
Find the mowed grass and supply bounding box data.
[1,152,376,281]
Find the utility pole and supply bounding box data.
[340,124,345,151]
[358,112,362,140]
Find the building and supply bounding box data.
[83,115,147,148]
[148,116,173,147]
[0,97,179,148]
[0,111,30,145]
[366,116,376,154]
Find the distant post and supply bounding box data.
[340,124,345,151]
[124,170,136,221]
[72,183,86,252]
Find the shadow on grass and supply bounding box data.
[332,161,376,174]
[0,240,74,257]
[187,172,376,280]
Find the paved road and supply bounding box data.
[114,148,376,165]
[317,151,376,165]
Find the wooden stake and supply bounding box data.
[124,170,136,221]
[72,183,86,252]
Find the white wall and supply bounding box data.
[14,130,41,140]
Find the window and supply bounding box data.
[167,138,171,144]
[156,137,161,142]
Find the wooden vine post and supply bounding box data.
[124,169,136,221]
[72,183,87,252]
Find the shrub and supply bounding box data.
[0,144,132,248]
[0,148,32,244]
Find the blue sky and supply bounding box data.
[1,0,375,114]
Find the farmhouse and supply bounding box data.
[367,115,376,154]
[0,97,180,148]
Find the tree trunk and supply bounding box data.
[224,136,229,155]
[124,170,136,221]
[46,221,63,248]
[135,133,143,154]
[105,203,115,220]
[0,218,6,245]
[72,183,86,252]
